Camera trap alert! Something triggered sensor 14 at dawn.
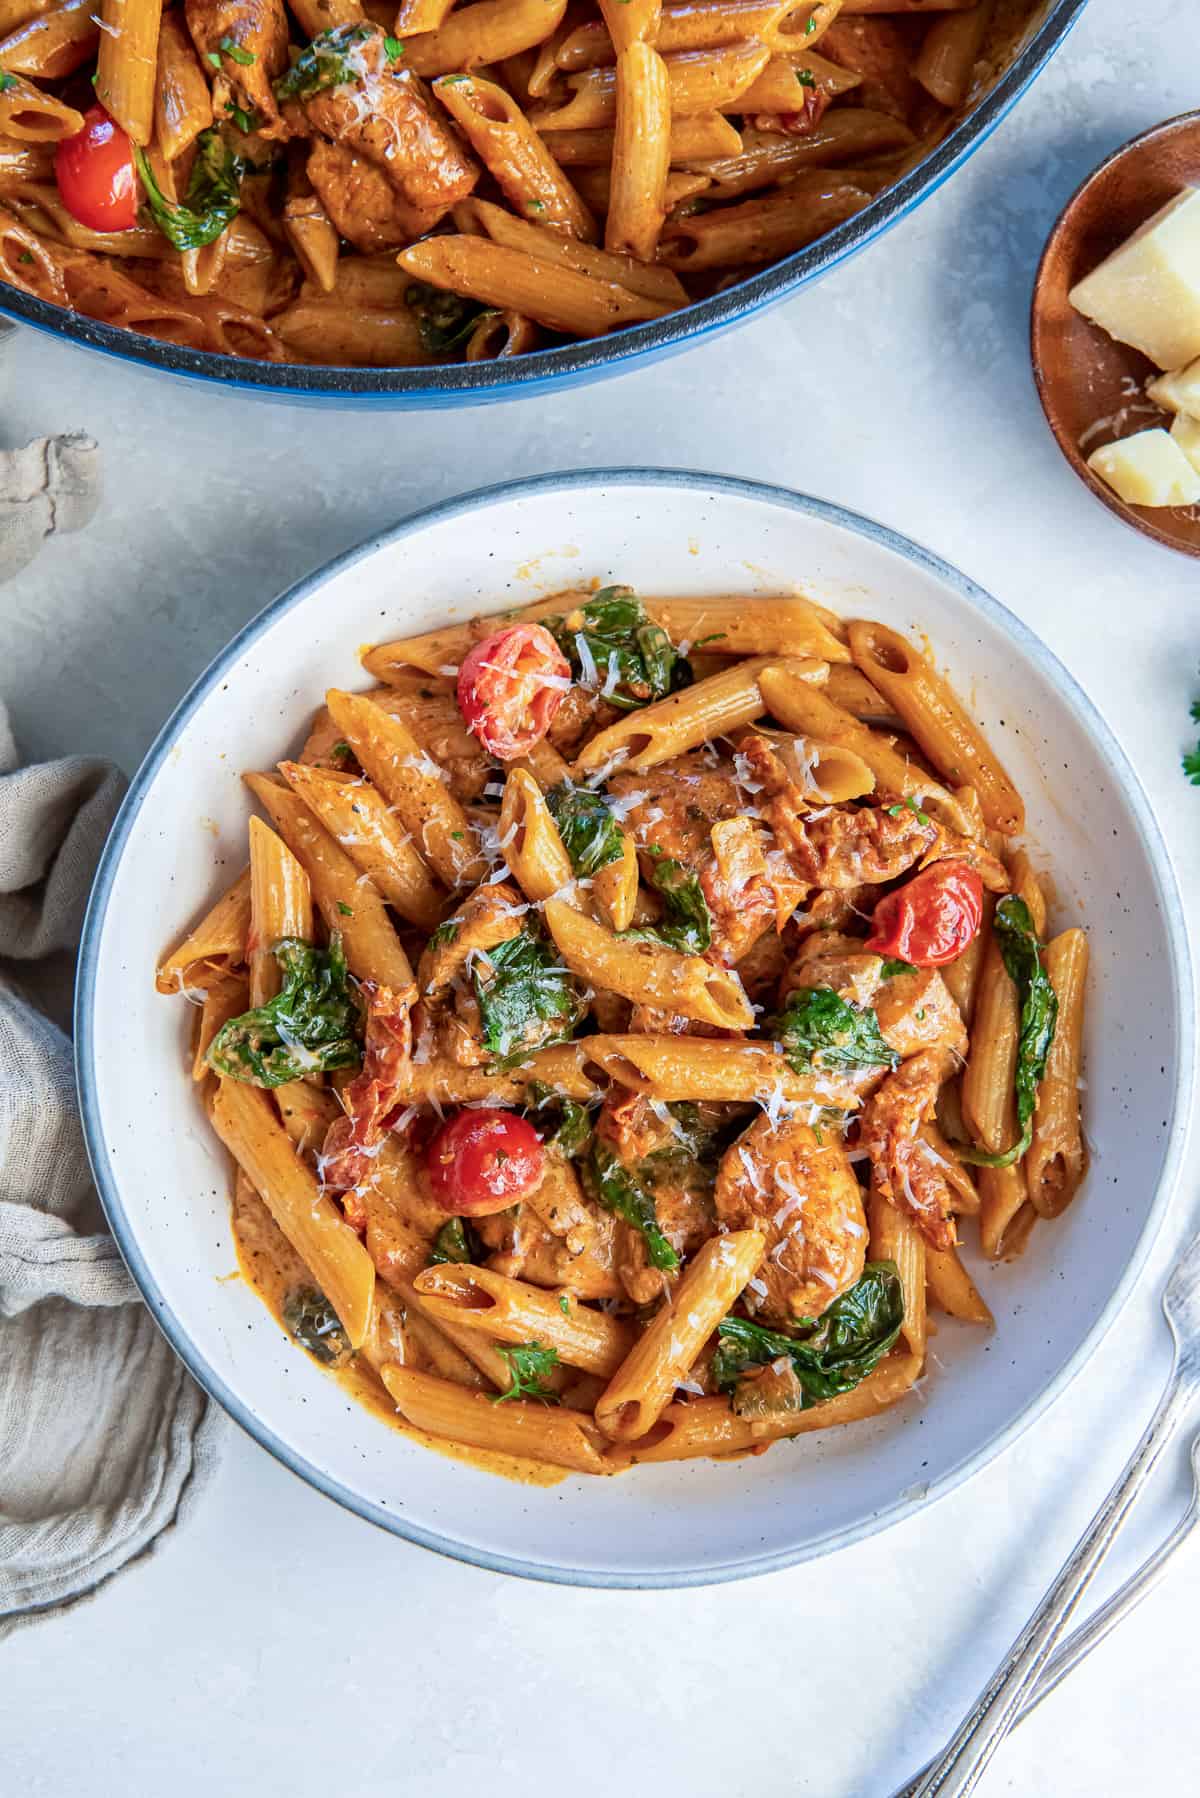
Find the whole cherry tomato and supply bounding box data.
[426,1108,545,1215]
[457,623,571,760]
[55,104,138,233]
[865,861,984,968]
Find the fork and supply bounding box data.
[892,1433,1200,1798]
[906,1227,1200,1798]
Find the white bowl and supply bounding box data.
[76,471,1193,1587]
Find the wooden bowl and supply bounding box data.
[1031,111,1200,559]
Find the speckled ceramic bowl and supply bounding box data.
[76,471,1192,1586]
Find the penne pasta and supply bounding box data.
[597,1229,765,1439]
[847,620,1025,834]
[538,112,742,166]
[277,759,446,931]
[498,766,575,901]
[403,0,571,78]
[162,575,1084,1486]
[914,0,992,107]
[93,0,162,146]
[659,176,870,269]
[323,687,487,889]
[152,10,210,162]
[0,0,97,80]
[156,867,250,994]
[396,234,674,337]
[573,655,824,776]
[412,1264,635,1376]
[544,898,755,1029]
[925,1241,993,1325]
[1025,928,1088,1219]
[381,1365,612,1474]
[435,75,596,242]
[210,1078,376,1348]
[867,1188,925,1360]
[0,67,81,138]
[244,773,415,992]
[624,1352,923,1461]
[604,39,670,262]
[535,40,771,129]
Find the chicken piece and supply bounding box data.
[859,1048,958,1250]
[820,16,920,120]
[547,684,620,758]
[319,981,414,1192]
[371,680,494,803]
[714,1113,867,1322]
[416,879,525,999]
[783,937,967,1061]
[297,26,478,216]
[780,803,938,890]
[489,1158,623,1299]
[595,1088,718,1303]
[873,966,967,1060]
[701,817,805,966]
[608,753,745,865]
[307,141,441,252]
[616,1180,715,1306]
[186,0,289,132]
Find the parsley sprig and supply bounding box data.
[493,1341,560,1404]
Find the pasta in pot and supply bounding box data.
[158,578,1088,1482]
[3,0,1040,367]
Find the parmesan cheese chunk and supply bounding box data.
[1087,428,1200,507]
[1069,189,1200,371]
[1170,411,1200,475]
[1147,353,1200,416]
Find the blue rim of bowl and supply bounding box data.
[76,467,1193,1588]
[13,0,1089,402]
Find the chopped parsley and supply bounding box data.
[1184,694,1200,784]
[770,985,900,1076]
[886,795,931,827]
[493,1340,560,1404]
[224,102,258,133]
[558,1295,571,1316]
[796,67,816,87]
[383,35,404,59]
[219,35,256,65]
[274,22,376,102]
[880,958,917,978]
[337,901,354,917]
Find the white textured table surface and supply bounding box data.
[6,4,1200,1792]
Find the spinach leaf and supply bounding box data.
[546,782,624,877]
[283,1286,350,1365]
[428,1217,481,1266]
[769,985,900,1076]
[492,1340,560,1404]
[621,852,712,955]
[524,1085,594,1160]
[206,935,361,1087]
[711,1261,903,1411]
[584,1140,679,1271]
[404,280,492,356]
[274,22,376,101]
[962,895,1059,1169]
[134,129,244,251]
[470,929,583,1066]
[544,585,689,713]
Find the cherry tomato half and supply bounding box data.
[865,860,984,968]
[55,104,138,233]
[426,1109,545,1215]
[457,623,571,760]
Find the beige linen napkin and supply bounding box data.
[0,701,224,1637]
